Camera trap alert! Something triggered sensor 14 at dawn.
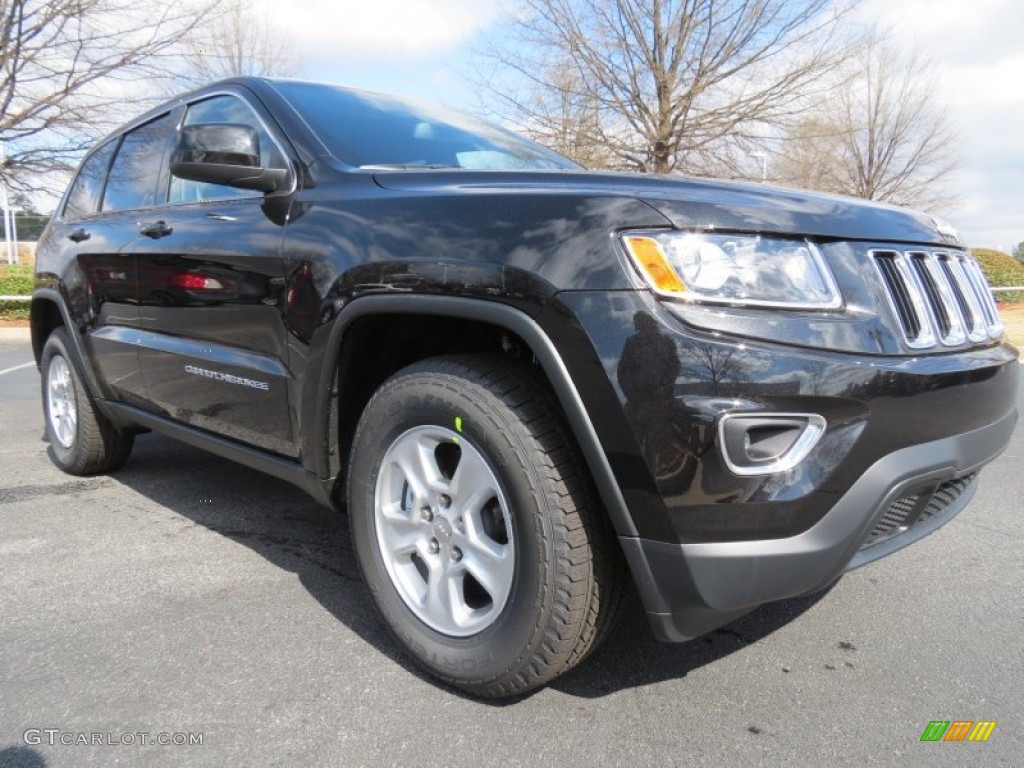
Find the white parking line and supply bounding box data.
[0,361,35,376]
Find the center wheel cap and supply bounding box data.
[432,516,453,544]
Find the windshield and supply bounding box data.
[271,80,579,172]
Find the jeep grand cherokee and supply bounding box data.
[31,78,1019,697]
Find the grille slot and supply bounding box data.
[938,256,985,342]
[867,494,921,542]
[912,253,964,342]
[919,475,976,522]
[871,250,1002,348]
[873,252,925,342]
[964,258,1002,331]
[860,474,977,551]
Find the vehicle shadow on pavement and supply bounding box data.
[0,746,47,768]
[550,584,829,698]
[115,435,431,682]
[115,434,831,703]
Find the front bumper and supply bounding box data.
[621,409,1017,641]
[544,288,1019,642]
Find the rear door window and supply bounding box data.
[62,141,117,219]
[102,113,175,212]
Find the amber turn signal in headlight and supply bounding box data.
[620,231,842,309]
[621,235,686,294]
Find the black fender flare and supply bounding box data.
[315,294,639,538]
[30,288,110,402]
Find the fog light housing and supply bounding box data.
[718,413,826,476]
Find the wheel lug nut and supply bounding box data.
[427,538,439,554]
[439,494,451,509]
[455,517,464,532]
[420,506,433,522]
[451,546,463,562]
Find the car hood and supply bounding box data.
[372,169,961,247]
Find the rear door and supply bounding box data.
[132,92,296,456]
[43,113,175,405]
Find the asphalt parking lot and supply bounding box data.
[1,335,1021,767]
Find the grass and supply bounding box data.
[0,263,32,321]
[0,263,33,292]
[999,303,1024,354]
[0,307,29,322]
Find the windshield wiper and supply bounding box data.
[359,163,462,171]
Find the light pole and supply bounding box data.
[9,206,19,260]
[0,141,13,264]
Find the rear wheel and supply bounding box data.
[40,327,134,475]
[348,355,624,697]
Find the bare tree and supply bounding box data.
[774,42,957,212]
[180,0,302,85]
[680,343,746,396]
[478,0,860,174]
[520,58,614,168]
[769,117,844,189]
[0,0,222,194]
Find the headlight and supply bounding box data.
[620,231,842,309]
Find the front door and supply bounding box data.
[132,93,296,456]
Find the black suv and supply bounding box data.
[32,78,1019,697]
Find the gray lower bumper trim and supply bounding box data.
[625,407,1017,642]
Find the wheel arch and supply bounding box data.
[30,289,112,395]
[30,290,67,366]
[317,295,639,538]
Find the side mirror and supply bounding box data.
[170,123,288,193]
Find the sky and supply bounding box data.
[854,0,1024,250]
[195,1,1024,251]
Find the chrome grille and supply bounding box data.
[871,250,1003,348]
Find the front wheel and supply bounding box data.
[348,355,624,698]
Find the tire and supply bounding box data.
[348,354,625,698]
[40,327,134,475]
